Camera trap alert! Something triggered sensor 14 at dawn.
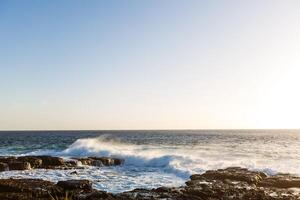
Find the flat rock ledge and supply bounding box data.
[1,167,300,199]
[0,156,124,171]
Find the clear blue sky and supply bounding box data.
[1,1,300,130]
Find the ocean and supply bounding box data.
[0,130,300,193]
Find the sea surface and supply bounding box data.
[0,130,300,193]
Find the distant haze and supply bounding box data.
[0,1,300,130]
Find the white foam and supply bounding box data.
[24,134,300,177]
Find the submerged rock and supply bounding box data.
[70,170,78,175]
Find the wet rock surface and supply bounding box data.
[75,157,124,167]
[57,180,92,191]
[196,167,267,184]
[0,179,60,200]
[259,173,300,188]
[0,156,124,171]
[0,162,9,172]
[1,167,300,199]
[7,161,31,170]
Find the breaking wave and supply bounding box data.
[24,134,300,178]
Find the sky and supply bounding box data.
[0,0,300,130]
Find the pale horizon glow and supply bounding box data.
[0,1,300,130]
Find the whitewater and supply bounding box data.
[0,130,300,193]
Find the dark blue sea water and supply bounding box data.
[0,130,300,192]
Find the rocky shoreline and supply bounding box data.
[0,156,300,199]
[0,156,124,171]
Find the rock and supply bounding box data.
[0,156,66,170]
[8,161,31,170]
[74,157,124,167]
[57,180,92,191]
[91,160,104,167]
[64,159,79,167]
[0,162,9,171]
[118,188,161,200]
[84,191,116,200]
[112,158,124,166]
[0,156,123,171]
[0,179,61,199]
[75,158,93,165]
[198,167,267,184]
[88,157,124,166]
[0,156,17,163]
[184,168,300,199]
[34,156,64,168]
[70,171,78,175]
[259,173,300,188]
[17,156,43,168]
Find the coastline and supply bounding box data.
[1,156,300,199]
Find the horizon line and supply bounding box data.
[0,128,299,132]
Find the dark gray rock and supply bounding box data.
[83,191,116,200]
[0,162,9,171]
[34,156,64,168]
[57,180,92,191]
[17,156,43,168]
[88,157,124,166]
[8,161,31,170]
[197,167,267,184]
[0,156,17,163]
[0,179,61,200]
[259,173,300,188]
[75,158,93,165]
[73,157,124,167]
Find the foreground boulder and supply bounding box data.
[83,191,116,200]
[0,179,61,200]
[184,167,300,200]
[57,180,92,191]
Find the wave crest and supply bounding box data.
[59,135,194,177]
